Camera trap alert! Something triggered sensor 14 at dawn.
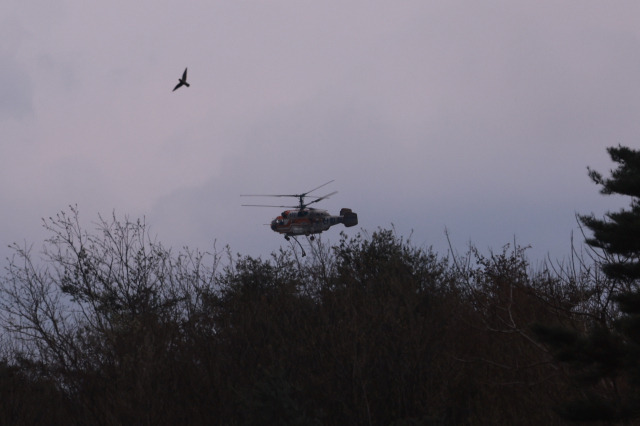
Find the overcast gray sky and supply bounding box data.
[2,1,639,264]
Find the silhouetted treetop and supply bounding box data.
[0,207,596,425]
[537,145,640,424]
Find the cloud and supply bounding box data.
[0,56,33,120]
[2,1,640,266]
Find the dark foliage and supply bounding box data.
[0,210,600,425]
[579,145,640,283]
[535,145,640,424]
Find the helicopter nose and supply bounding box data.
[270,220,277,231]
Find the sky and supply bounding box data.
[2,1,640,266]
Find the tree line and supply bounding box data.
[1,146,639,425]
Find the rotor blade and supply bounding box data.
[305,191,337,207]
[240,180,335,199]
[240,194,296,198]
[302,180,334,197]
[241,204,296,208]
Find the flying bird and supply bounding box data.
[172,68,190,92]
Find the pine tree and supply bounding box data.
[536,145,640,422]
[580,145,640,282]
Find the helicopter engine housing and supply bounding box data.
[340,208,358,227]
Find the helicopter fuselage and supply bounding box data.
[270,208,357,237]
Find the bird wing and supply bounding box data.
[182,68,188,80]
[173,81,183,91]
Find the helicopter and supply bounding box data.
[241,180,358,243]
